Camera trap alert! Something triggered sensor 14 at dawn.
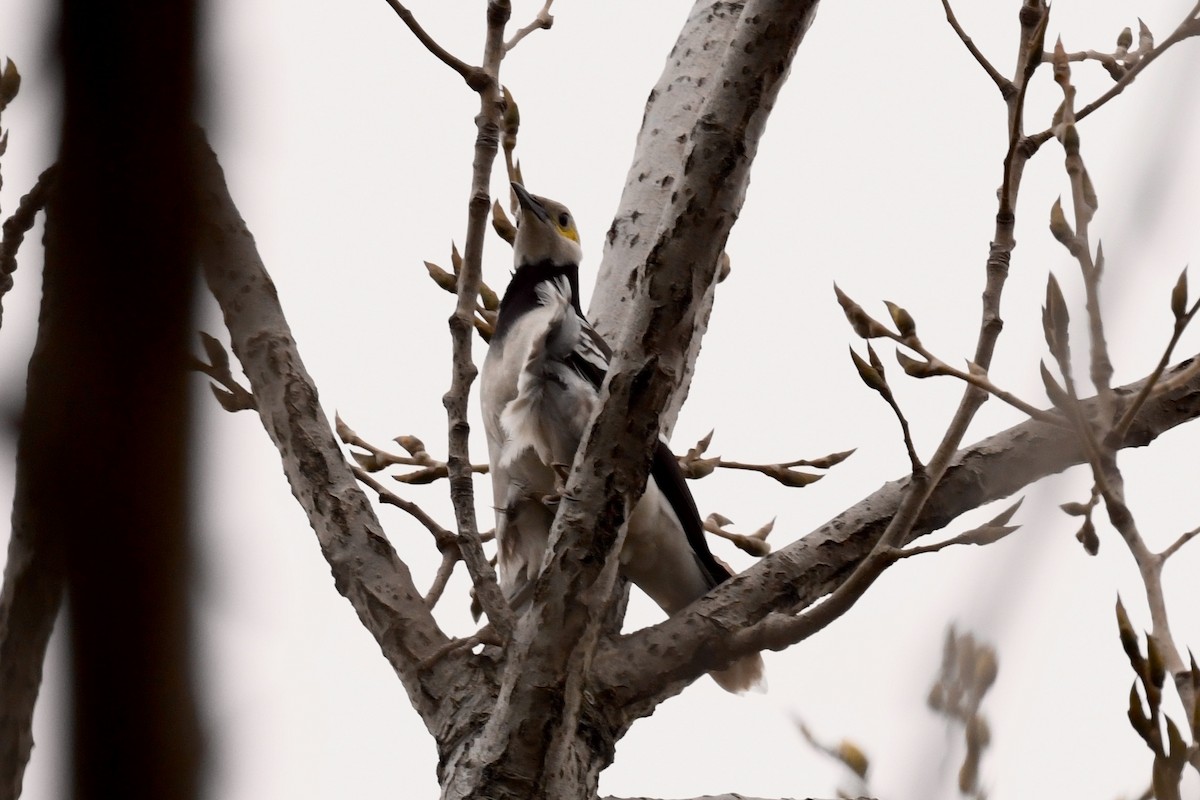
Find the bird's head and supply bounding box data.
[511,182,582,268]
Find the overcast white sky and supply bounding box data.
[3,1,1200,798]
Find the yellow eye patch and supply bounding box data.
[557,224,579,243]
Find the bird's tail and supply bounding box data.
[710,653,767,694]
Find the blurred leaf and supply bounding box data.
[199,331,228,371]
[0,58,20,110]
[836,740,869,780]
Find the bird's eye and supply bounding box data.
[558,212,570,228]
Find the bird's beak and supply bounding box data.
[511,182,550,224]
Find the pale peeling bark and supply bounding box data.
[590,0,792,434]
[190,134,487,732]
[593,356,1200,715]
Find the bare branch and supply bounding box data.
[1110,288,1200,443]
[505,0,554,52]
[1160,526,1200,563]
[675,428,852,486]
[940,0,1014,97]
[834,284,1063,424]
[1051,42,1114,413]
[425,549,459,608]
[350,464,455,546]
[382,0,490,90]
[597,354,1200,712]
[736,2,1053,710]
[792,713,872,793]
[337,416,489,483]
[191,131,471,726]
[1025,3,1200,150]
[438,0,514,638]
[858,343,924,474]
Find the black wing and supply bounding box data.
[571,312,726,586]
[651,438,731,588]
[564,324,610,390]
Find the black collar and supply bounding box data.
[491,259,584,342]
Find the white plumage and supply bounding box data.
[480,183,764,693]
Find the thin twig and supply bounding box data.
[440,0,514,638]
[1159,526,1200,564]
[418,627,501,671]
[1025,3,1200,150]
[943,364,1063,424]
[733,1,1053,658]
[940,0,1013,97]
[351,464,456,546]
[382,0,489,89]
[338,417,489,483]
[504,0,554,52]
[1110,297,1200,443]
[424,549,459,608]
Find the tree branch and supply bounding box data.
[505,0,553,52]
[190,131,477,728]
[939,0,1013,97]
[589,0,750,436]
[1023,3,1200,151]
[596,354,1200,714]
[438,0,514,640]
[382,0,489,90]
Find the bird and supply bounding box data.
[479,181,764,693]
